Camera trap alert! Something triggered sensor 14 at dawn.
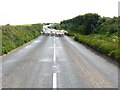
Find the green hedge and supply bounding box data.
[1,24,43,55]
[74,34,119,61]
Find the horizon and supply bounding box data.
[1,13,119,26]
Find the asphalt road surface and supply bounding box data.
[1,35,118,88]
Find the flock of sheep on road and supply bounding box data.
[41,25,68,36]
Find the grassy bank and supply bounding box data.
[1,24,43,55]
[74,34,119,60]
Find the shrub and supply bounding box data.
[1,24,43,55]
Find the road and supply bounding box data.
[1,35,118,88]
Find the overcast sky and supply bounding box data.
[0,0,119,25]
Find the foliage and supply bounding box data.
[1,24,43,55]
[60,13,118,35]
[52,23,62,30]
[74,34,119,60]
[59,13,119,61]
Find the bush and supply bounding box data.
[1,24,43,55]
[74,34,119,61]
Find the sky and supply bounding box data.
[0,0,119,25]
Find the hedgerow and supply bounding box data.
[1,24,43,55]
[58,13,119,61]
[74,34,119,60]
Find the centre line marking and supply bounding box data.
[53,37,56,62]
[53,49,56,62]
[54,43,56,48]
[53,73,57,88]
[53,36,57,89]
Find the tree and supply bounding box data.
[83,13,100,34]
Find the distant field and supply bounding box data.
[20,24,32,26]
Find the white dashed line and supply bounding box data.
[53,48,56,62]
[53,73,57,88]
[54,43,56,48]
[53,37,57,89]
[53,37,56,62]
[53,65,56,68]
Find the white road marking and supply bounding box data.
[56,46,61,49]
[18,50,24,53]
[53,65,56,67]
[53,36,57,89]
[53,73,57,88]
[25,46,32,48]
[5,60,15,63]
[54,43,56,48]
[53,47,56,63]
[33,40,41,43]
[54,38,55,42]
[40,59,50,62]
[40,58,52,62]
[53,37,56,62]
